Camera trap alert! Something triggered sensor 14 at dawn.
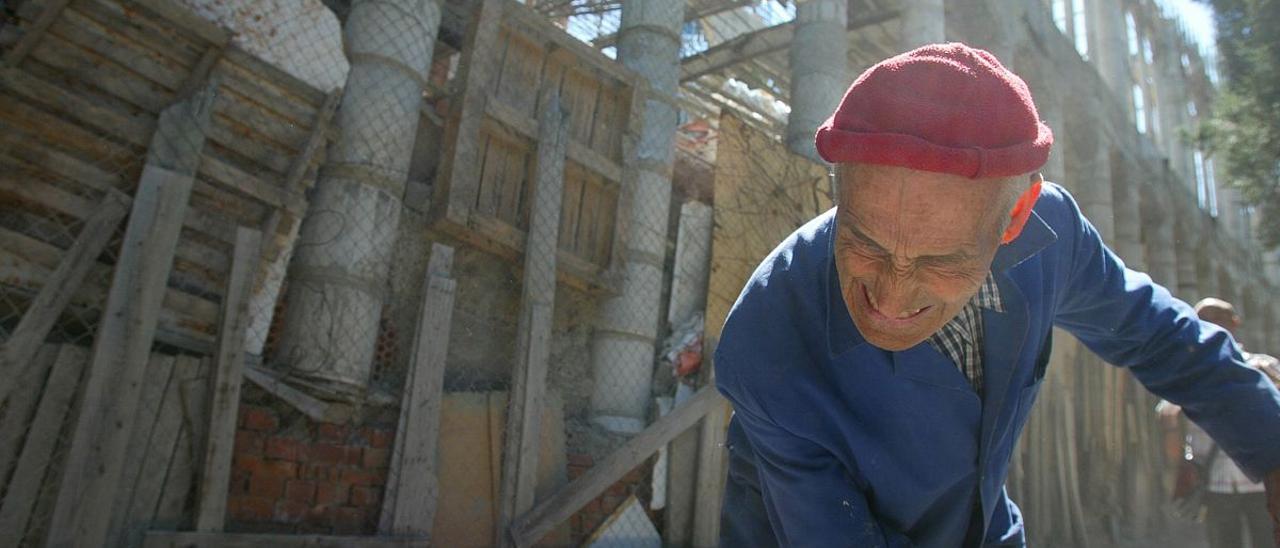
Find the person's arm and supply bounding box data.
[1046,188,1280,539]
[723,400,914,548]
[1048,189,1280,481]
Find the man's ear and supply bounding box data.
[1001,174,1043,244]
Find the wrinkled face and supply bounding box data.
[834,164,1019,351]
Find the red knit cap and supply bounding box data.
[814,42,1053,179]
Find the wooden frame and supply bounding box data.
[429,0,643,294]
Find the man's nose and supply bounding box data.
[868,273,920,317]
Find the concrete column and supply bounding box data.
[899,0,945,52]
[786,0,848,161]
[1270,301,1280,354]
[1087,0,1132,119]
[1173,196,1201,300]
[588,0,686,433]
[277,0,440,396]
[667,201,713,327]
[1064,94,1114,242]
[1155,24,1190,181]
[1140,182,1178,292]
[1110,154,1145,271]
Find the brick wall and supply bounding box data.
[566,453,654,543]
[227,403,395,535]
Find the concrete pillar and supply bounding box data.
[1140,182,1178,292]
[277,0,440,396]
[1087,0,1132,119]
[899,0,944,52]
[588,0,686,433]
[1155,24,1190,181]
[1174,197,1202,301]
[1110,154,1145,271]
[1064,94,1114,241]
[1270,301,1280,354]
[667,201,713,327]
[786,0,848,161]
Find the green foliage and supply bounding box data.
[1196,0,1280,248]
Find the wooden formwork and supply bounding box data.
[0,0,337,355]
[429,0,644,294]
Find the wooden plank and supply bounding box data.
[493,32,543,119]
[0,344,59,502]
[0,190,126,405]
[48,8,189,90]
[434,0,505,222]
[45,83,215,548]
[176,46,226,101]
[0,127,125,193]
[119,0,232,47]
[0,87,141,167]
[510,387,723,547]
[199,152,295,212]
[105,353,177,548]
[143,532,429,548]
[487,99,623,183]
[498,94,568,547]
[206,117,293,175]
[560,69,599,146]
[217,63,322,132]
[28,31,174,113]
[154,358,213,531]
[194,228,263,532]
[383,245,457,536]
[220,47,324,107]
[0,175,231,296]
[557,164,584,257]
[0,64,155,148]
[3,0,73,67]
[497,136,530,228]
[283,89,342,192]
[65,0,203,66]
[475,132,510,218]
[241,364,350,423]
[589,83,624,161]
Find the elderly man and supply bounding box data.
[714,43,1280,547]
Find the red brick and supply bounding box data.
[350,485,382,507]
[345,446,363,466]
[309,443,348,465]
[299,463,341,481]
[236,454,296,479]
[248,474,285,499]
[367,428,394,449]
[340,467,384,486]
[235,430,265,455]
[229,468,251,496]
[315,481,349,506]
[329,506,366,535]
[285,479,316,504]
[240,406,278,432]
[567,453,594,467]
[266,437,304,461]
[362,447,390,469]
[605,482,626,497]
[317,423,350,443]
[228,495,274,522]
[275,500,310,523]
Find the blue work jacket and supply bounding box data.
[714,182,1280,547]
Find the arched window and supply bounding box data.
[1126,12,1140,56]
[1133,85,1147,134]
[1072,0,1089,59]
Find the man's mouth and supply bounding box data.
[862,284,931,323]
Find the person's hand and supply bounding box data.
[1266,467,1280,546]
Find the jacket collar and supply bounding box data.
[825,209,1057,358]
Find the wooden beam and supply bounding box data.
[498,89,569,547]
[45,81,217,548]
[0,344,86,541]
[142,532,429,548]
[380,244,457,536]
[176,45,227,101]
[0,190,127,405]
[3,0,72,67]
[194,227,263,532]
[284,89,342,192]
[510,387,723,547]
[242,364,352,423]
[679,10,900,83]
